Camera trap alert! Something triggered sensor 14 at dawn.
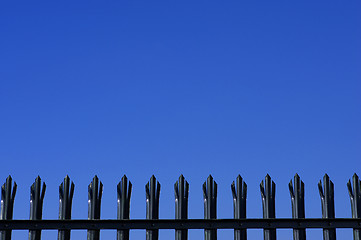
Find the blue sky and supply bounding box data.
[1,1,360,239]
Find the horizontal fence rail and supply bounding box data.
[0,173,360,240]
[1,219,361,230]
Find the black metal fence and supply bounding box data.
[0,174,360,240]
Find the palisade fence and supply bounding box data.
[0,174,361,240]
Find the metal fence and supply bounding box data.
[1,173,361,240]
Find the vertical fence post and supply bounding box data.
[318,174,336,240]
[260,174,276,240]
[146,175,160,240]
[29,176,46,240]
[289,174,306,240]
[117,175,132,240]
[87,176,103,240]
[347,173,361,240]
[231,175,247,240]
[203,175,217,240]
[0,176,17,240]
[175,175,189,240]
[58,176,75,240]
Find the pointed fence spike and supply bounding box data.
[202,183,207,200]
[348,173,361,240]
[175,175,189,240]
[260,181,265,199]
[231,182,236,199]
[203,175,217,240]
[348,180,354,199]
[156,182,160,202]
[146,183,150,200]
[117,175,132,240]
[0,176,17,240]
[174,182,179,199]
[58,176,75,240]
[260,175,276,240]
[29,176,46,240]
[289,180,295,199]
[289,174,306,240]
[87,176,103,240]
[318,174,336,240]
[146,176,160,240]
[232,175,247,240]
[318,181,325,200]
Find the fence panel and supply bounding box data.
[0,173,360,240]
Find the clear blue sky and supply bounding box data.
[1,1,360,239]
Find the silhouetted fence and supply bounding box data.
[1,174,361,240]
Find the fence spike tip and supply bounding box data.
[64,175,70,183]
